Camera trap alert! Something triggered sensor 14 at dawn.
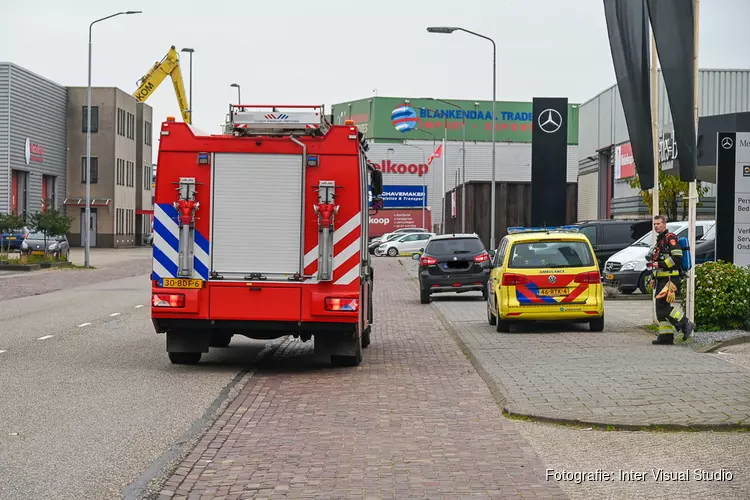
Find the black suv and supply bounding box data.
[572,219,652,269]
[413,233,491,304]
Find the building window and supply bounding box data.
[144,121,152,146]
[127,112,135,140]
[81,157,99,184]
[82,106,99,133]
[144,165,151,190]
[127,161,134,187]
[116,159,122,186]
[118,108,128,137]
[42,175,56,210]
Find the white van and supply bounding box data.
[603,219,715,294]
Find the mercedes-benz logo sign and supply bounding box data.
[548,275,557,284]
[538,109,563,134]
[721,137,734,150]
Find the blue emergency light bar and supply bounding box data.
[507,225,581,234]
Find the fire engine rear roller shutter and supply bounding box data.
[211,153,304,277]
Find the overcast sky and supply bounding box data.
[1,0,748,162]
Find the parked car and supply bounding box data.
[21,231,70,260]
[413,233,491,303]
[377,232,435,257]
[694,224,716,264]
[602,219,715,294]
[486,226,604,332]
[572,219,653,270]
[0,226,31,252]
[369,228,428,251]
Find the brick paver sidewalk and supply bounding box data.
[157,259,567,499]
[417,261,750,429]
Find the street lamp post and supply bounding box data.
[181,48,194,120]
[230,83,241,104]
[86,10,141,268]
[427,26,496,249]
[422,97,467,233]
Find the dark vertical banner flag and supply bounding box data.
[531,97,568,227]
[646,0,697,182]
[602,0,655,191]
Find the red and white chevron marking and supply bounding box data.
[305,124,320,129]
[304,212,362,285]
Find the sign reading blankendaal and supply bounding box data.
[716,132,750,266]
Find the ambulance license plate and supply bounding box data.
[538,288,570,297]
[161,278,203,289]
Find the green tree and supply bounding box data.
[28,200,73,255]
[626,170,708,221]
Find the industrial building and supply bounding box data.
[0,63,68,217]
[65,87,154,247]
[331,96,580,236]
[576,69,750,220]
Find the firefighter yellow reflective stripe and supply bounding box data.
[671,248,683,256]
[658,321,676,334]
[655,270,680,277]
[669,308,685,321]
[664,256,675,268]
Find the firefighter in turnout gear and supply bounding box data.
[648,215,695,345]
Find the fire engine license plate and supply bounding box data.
[538,288,570,297]
[161,278,203,289]
[606,274,614,280]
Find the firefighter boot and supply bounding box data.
[682,321,695,341]
[652,334,674,345]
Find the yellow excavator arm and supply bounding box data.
[133,46,191,124]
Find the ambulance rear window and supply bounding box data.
[508,240,594,269]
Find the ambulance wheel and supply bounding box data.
[387,247,398,257]
[487,298,497,326]
[168,352,202,365]
[590,316,605,332]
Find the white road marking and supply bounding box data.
[0,350,6,354]
[134,305,144,309]
[37,335,54,340]
[78,322,91,328]
[109,313,120,317]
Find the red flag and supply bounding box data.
[427,144,443,166]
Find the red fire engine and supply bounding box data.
[150,104,383,366]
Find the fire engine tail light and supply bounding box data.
[152,293,185,308]
[325,298,359,312]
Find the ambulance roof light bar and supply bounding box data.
[507,225,581,234]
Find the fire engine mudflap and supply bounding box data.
[150,105,382,367]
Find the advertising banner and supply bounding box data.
[368,185,427,208]
[368,209,432,237]
[615,142,636,180]
[603,0,655,190]
[716,132,750,266]
[647,0,697,182]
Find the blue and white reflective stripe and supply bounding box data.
[152,203,210,281]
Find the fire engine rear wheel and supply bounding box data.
[168,352,202,365]
[209,333,232,348]
[331,337,363,367]
[362,327,371,349]
[387,247,399,257]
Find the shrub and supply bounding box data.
[680,261,750,331]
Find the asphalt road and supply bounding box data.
[0,273,278,500]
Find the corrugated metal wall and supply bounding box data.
[0,63,67,216]
[578,69,750,161]
[367,140,578,226]
[577,171,598,221]
[0,65,9,212]
[442,181,578,250]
